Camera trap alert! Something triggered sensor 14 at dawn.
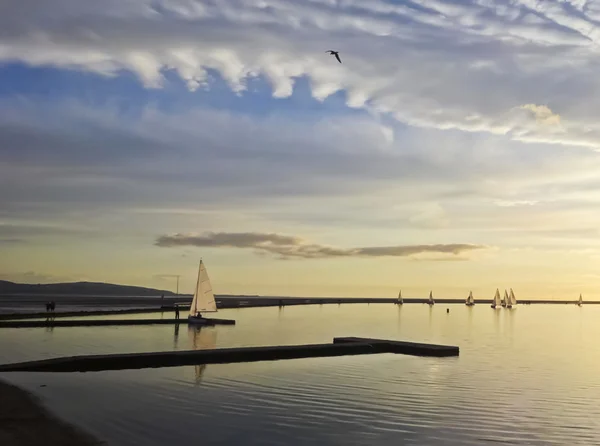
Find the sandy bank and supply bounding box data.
[0,380,105,446]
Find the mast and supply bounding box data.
[189,260,202,317]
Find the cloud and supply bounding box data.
[3,0,600,149]
[3,98,600,254]
[155,231,486,260]
[519,104,561,127]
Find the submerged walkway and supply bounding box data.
[0,308,170,321]
[0,337,458,373]
[0,317,235,328]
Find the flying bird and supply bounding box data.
[326,50,342,63]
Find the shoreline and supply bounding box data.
[0,379,105,446]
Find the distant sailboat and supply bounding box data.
[491,288,501,308]
[578,293,583,306]
[501,289,508,308]
[428,291,435,306]
[188,259,218,325]
[508,288,517,308]
[466,290,475,306]
[397,289,403,305]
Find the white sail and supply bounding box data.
[492,288,501,307]
[501,289,508,307]
[466,290,475,305]
[428,290,435,305]
[578,294,583,306]
[189,260,218,316]
[397,289,403,304]
[509,288,517,306]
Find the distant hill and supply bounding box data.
[0,280,176,297]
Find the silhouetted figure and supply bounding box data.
[50,301,56,312]
[45,302,50,312]
[175,305,180,320]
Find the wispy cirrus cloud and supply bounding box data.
[155,231,486,260]
[3,0,600,148]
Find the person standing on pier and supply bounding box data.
[175,305,180,320]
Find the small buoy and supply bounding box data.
[446,308,450,313]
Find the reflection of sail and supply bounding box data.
[396,302,403,334]
[428,304,433,330]
[194,364,207,383]
[187,326,217,385]
[493,305,501,334]
[467,303,473,335]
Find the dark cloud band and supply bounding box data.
[155,231,485,260]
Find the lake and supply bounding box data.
[1,303,599,445]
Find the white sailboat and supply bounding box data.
[578,293,583,306]
[466,290,475,306]
[501,289,508,308]
[397,289,403,305]
[188,259,218,325]
[508,288,517,308]
[491,288,501,308]
[428,290,435,306]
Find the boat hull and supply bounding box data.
[187,316,210,326]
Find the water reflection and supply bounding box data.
[173,323,180,349]
[428,305,433,329]
[467,305,473,336]
[493,306,501,335]
[187,326,218,385]
[3,304,600,446]
[506,308,515,345]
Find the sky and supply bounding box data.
[2,0,600,299]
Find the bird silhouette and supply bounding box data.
[326,50,342,63]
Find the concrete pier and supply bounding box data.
[0,317,235,328]
[0,308,172,320]
[0,338,459,373]
[333,337,459,357]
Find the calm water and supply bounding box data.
[1,303,599,445]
